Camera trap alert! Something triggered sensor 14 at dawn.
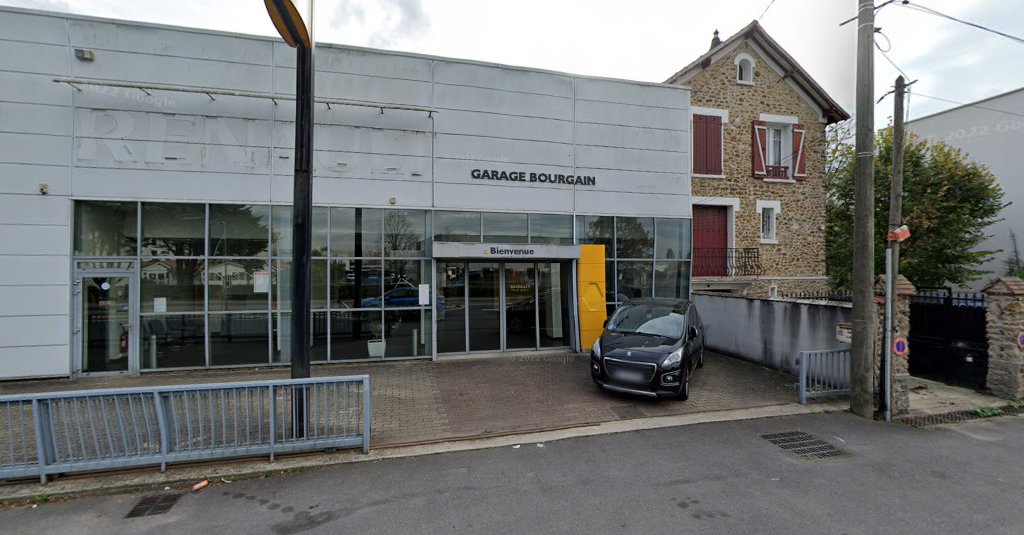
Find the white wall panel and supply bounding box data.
[75,92,273,122]
[433,158,575,186]
[576,78,687,109]
[0,40,68,75]
[575,122,686,152]
[434,135,573,167]
[1,255,71,286]
[70,20,273,65]
[0,10,67,45]
[272,151,431,181]
[435,84,572,120]
[433,182,573,213]
[0,194,70,225]
[434,110,572,143]
[272,175,434,207]
[575,168,690,197]
[275,43,433,81]
[275,123,432,156]
[0,163,71,195]
[0,285,69,316]
[434,61,573,97]
[0,225,69,255]
[0,132,71,166]
[0,315,69,347]
[576,99,687,130]
[274,69,432,107]
[575,190,690,218]
[575,145,688,174]
[0,71,71,106]
[72,51,272,92]
[0,102,71,136]
[72,168,271,203]
[0,345,69,378]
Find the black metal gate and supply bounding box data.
[908,287,988,390]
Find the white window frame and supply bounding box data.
[757,200,781,244]
[734,53,756,85]
[759,114,798,180]
[691,107,728,179]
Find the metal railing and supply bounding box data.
[692,248,765,278]
[0,376,370,483]
[797,349,851,404]
[766,165,789,179]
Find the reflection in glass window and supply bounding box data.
[208,259,268,311]
[383,210,427,257]
[140,314,205,369]
[74,201,137,256]
[384,309,432,357]
[330,259,383,309]
[272,259,328,311]
[434,211,480,242]
[209,204,270,257]
[616,217,654,259]
[617,261,653,300]
[209,313,269,366]
[529,214,574,245]
[141,259,204,312]
[654,261,691,299]
[576,215,614,257]
[271,312,328,363]
[383,259,427,308]
[273,206,329,257]
[330,310,380,360]
[483,212,528,244]
[331,207,382,257]
[655,218,692,260]
[142,203,204,256]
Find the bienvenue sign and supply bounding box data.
[432,242,582,259]
[471,169,596,186]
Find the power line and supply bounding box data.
[900,1,1024,46]
[758,0,777,20]
[912,93,1024,119]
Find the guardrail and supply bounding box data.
[797,349,851,404]
[1,376,370,484]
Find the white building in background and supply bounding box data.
[0,7,694,379]
[907,87,1024,289]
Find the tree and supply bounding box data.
[826,122,1006,290]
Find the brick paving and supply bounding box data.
[0,352,798,447]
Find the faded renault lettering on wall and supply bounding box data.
[470,168,597,186]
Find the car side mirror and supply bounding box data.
[688,326,698,341]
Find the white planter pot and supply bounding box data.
[367,339,386,358]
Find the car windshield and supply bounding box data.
[606,303,685,338]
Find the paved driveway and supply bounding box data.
[0,352,798,447]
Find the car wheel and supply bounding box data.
[676,366,690,401]
[696,348,705,368]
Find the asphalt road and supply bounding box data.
[4,412,1024,534]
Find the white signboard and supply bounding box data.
[153,297,167,313]
[418,284,430,306]
[254,271,270,293]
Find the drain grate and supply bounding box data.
[761,431,846,460]
[125,494,183,518]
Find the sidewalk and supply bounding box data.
[1,351,803,448]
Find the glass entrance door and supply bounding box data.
[80,275,134,374]
[504,263,537,349]
[467,262,500,351]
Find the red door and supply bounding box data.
[693,206,728,276]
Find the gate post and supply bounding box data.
[982,278,1024,400]
[874,275,915,416]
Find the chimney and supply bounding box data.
[709,30,721,50]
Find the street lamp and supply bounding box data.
[265,0,314,437]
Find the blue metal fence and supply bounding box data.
[797,349,851,404]
[1,375,370,483]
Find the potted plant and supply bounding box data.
[367,320,386,357]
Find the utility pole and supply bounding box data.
[882,75,907,420]
[851,0,876,418]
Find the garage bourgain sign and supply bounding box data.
[471,168,597,186]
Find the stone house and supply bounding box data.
[665,21,849,296]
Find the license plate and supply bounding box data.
[614,370,646,383]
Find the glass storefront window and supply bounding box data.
[74,201,137,256]
[208,259,268,311]
[656,218,692,260]
[141,203,205,257]
[272,206,329,257]
[576,215,614,257]
[654,261,691,299]
[209,313,269,366]
[383,210,427,257]
[140,314,205,369]
[271,259,328,310]
[436,262,465,353]
[616,217,654,259]
[434,211,480,242]
[271,312,328,364]
[209,204,270,257]
[331,207,382,257]
[483,212,528,244]
[330,259,383,309]
[529,213,574,245]
[141,259,204,312]
[382,259,427,308]
[330,310,380,360]
[383,309,432,358]
[617,261,653,300]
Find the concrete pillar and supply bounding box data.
[873,274,915,416]
[982,278,1024,400]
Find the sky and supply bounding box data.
[3,0,1023,126]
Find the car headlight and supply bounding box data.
[592,338,601,357]
[662,348,682,367]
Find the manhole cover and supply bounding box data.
[125,494,183,518]
[760,431,846,460]
[610,404,646,419]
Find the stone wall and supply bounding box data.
[983,278,1024,399]
[873,275,914,416]
[683,42,829,297]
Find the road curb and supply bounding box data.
[1,401,846,503]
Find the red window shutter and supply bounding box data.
[707,115,723,175]
[751,120,767,178]
[693,115,708,174]
[792,123,807,178]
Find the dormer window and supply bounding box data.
[734,53,755,85]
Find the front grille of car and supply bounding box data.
[603,357,657,382]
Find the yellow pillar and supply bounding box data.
[577,244,607,351]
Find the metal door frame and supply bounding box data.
[73,265,139,377]
[500,261,540,352]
